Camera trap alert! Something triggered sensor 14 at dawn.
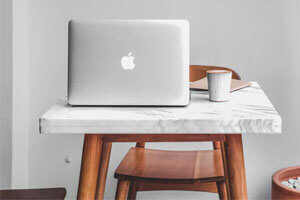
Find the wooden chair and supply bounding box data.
[0,188,66,200]
[114,65,241,200]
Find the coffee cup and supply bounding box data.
[206,70,232,102]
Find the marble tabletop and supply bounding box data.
[39,82,281,134]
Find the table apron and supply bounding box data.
[95,134,226,142]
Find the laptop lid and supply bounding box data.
[68,20,189,106]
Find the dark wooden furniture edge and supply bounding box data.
[99,134,226,142]
[0,188,66,200]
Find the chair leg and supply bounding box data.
[220,141,231,199]
[214,139,231,199]
[213,141,221,149]
[115,180,130,200]
[127,181,138,200]
[217,181,228,200]
[135,142,145,148]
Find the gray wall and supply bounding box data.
[0,0,12,189]
[5,0,300,199]
[11,0,30,188]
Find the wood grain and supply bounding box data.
[115,148,224,183]
[115,180,130,200]
[127,181,138,200]
[214,141,230,199]
[103,134,225,143]
[189,65,241,82]
[220,142,231,200]
[137,181,218,193]
[224,134,248,200]
[75,134,248,199]
[96,142,112,200]
[135,142,145,148]
[213,141,222,149]
[217,181,228,200]
[77,134,102,200]
[0,188,66,200]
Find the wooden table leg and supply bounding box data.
[96,142,112,200]
[224,134,248,200]
[77,134,103,200]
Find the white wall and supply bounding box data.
[11,0,30,188]
[0,0,12,189]
[8,0,300,199]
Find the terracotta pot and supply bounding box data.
[272,166,300,200]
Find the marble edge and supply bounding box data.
[40,117,282,134]
[40,126,282,134]
[39,81,282,135]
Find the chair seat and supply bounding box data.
[115,147,225,183]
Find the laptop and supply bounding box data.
[68,20,189,106]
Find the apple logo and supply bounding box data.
[121,52,135,70]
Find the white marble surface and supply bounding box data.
[39,82,281,134]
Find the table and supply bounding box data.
[39,82,281,199]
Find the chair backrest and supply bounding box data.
[190,65,241,81]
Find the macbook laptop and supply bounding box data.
[68,19,189,106]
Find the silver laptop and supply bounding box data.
[68,20,189,106]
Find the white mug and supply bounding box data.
[206,70,232,102]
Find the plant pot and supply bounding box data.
[272,166,300,200]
